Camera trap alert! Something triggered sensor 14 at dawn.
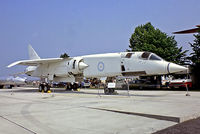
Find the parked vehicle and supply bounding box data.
[169,79,192,89]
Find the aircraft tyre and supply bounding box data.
[104,88,115,95]
[73,83,78,91]
[66,83,72,91]
[44,85,50,93]
[39,84,44,92]
[0,85,4,89]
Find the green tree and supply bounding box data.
[189,33,200,64]
[129,22,188,64]
[189,33,200,88]
[60,53,70,58]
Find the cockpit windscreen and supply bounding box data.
[141,52,163,61]
[149,54,162,60]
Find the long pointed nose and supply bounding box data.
[167,63,188,73]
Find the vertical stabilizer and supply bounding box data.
[28,44,40,60]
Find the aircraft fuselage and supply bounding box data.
[28,51,187,82]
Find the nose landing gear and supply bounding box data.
[65,83,79,91]
[104,87,115,95]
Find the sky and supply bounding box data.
[0,0,199,77]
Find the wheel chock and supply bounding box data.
[47,90,52,93]
[77,88,80,91]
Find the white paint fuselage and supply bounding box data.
[27,52,187,82]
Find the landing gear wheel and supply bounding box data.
[39,84,50,93]
[110,88,115,94]
[104,88,110,95]
[66,83,72,91]
[44,85,49,93]
[73,83,78,91]
[44,84,51,93]
[39,84,44,92]
[104,88,115,95]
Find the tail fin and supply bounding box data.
[28,44,40,60]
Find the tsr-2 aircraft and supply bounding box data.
[8,45,187,94]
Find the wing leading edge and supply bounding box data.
[7,58,64,68]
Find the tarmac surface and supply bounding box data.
[0,87,200,134]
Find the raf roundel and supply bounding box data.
[97,62,104,72]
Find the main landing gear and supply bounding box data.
[65,83,79,91]
[39,83,51,93]
[38,82,79,93]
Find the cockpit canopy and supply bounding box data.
[121,52,163,61]
[141,52,163,61]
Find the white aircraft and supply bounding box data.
[0,76,27,89]
[7,45,187,93]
